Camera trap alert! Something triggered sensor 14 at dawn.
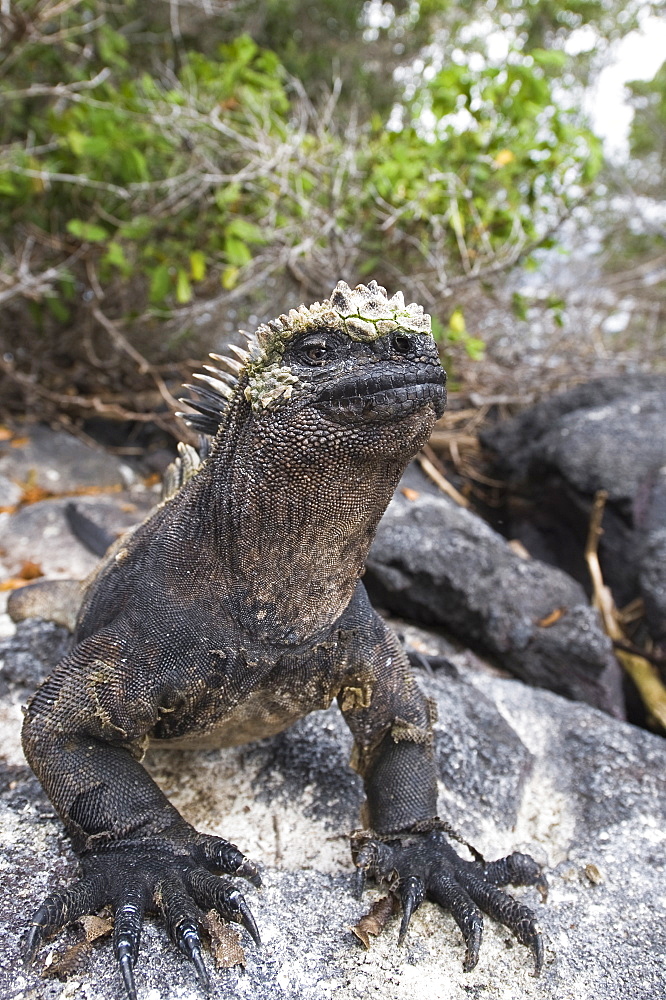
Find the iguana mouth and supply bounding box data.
[316,365,447,423]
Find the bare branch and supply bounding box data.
[0,247,85,305]
[0,67,111,101]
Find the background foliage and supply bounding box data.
[0,0,663,432]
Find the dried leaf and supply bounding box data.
[18,560,44,580]
[80,914,113,942]
[400,487,420,501]
[41,915,111,980]
[0,562,43,593]
[351,894,396,949]
[0,577,32,591]
[0,425,14,441]
[10,436,29,448]
[204,911,246,968]
[42,940,91,979]
[20,484,54,505]
[584,863,603,885]
[508,538,531,560]
[536,607,565,627]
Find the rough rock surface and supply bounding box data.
[0,427,157,638]
[479,375,666,615]
[479,374,666,499]
[365,490,625,717]
[635,464,666,650]
[0,620,664,1000]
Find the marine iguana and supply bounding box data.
[18,281,546,998]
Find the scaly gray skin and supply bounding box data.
[21,281,546,998]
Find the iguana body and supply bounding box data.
[20,281,545,997]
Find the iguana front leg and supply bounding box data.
[339,589,546,972]
[21,635,260,999]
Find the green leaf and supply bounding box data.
[225,218,266,244]
[119,216,155,241]
[0,173,16,195]
[448,309,466,335]
[225,235,252,267]
[215,183,242,208]
[464,337,485,360]
[189,251,206,282]
[531,48,568,69]
[176,268,192,304]
[45,296,70,323]
[66,219,107,242]
[149,264,171,304]
[103,241,132,276]
[512,292,529,321]
[66,131,87,156]
[221,266,239,290]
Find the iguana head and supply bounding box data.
[181,280,446,440]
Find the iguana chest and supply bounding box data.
[149,638,348,750]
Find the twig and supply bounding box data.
[0,67,111,101]
[91,306,180,413]
[585,490,666,729]
[417,449,470,508]
[0,354,176,431]
[0,248,85,305]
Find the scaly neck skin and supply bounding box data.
[180,401,431,646]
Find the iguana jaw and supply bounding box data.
[311,361,446,427]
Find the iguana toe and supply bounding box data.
[353,829,545,974]
[24,837,261,998]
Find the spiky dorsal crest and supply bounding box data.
[161,441,208,502]
[177,280,431,436]
[176,334,259,436]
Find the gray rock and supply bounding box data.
[0,619,71,693]
[0,472,22,508]
[479,376,666,614]
[365,492,625,717]
[0,621,664,1000]
[635,465,666,649]
[0,424,138,493]
[480,375,666,499]
[0,493,156,613]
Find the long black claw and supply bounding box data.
[185,869,261,947]
[191,944,210,991]
[118,947,138,1000]
[238,896,261,946]
[23,923,43,966]
[462,920,482,973]
[179,923,210,992]
[532,931,544,975]
[354,866,366,900]
[397,876,425,946]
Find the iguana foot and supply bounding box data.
[352,829,546,973]
[23,835,261,999]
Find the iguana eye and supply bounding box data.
[303,340,328,364]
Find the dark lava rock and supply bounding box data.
[480,375,666,619]
[0,619,71,693]
[635,464,666,651]
[365,491,624,718]
[480,375,666,497]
